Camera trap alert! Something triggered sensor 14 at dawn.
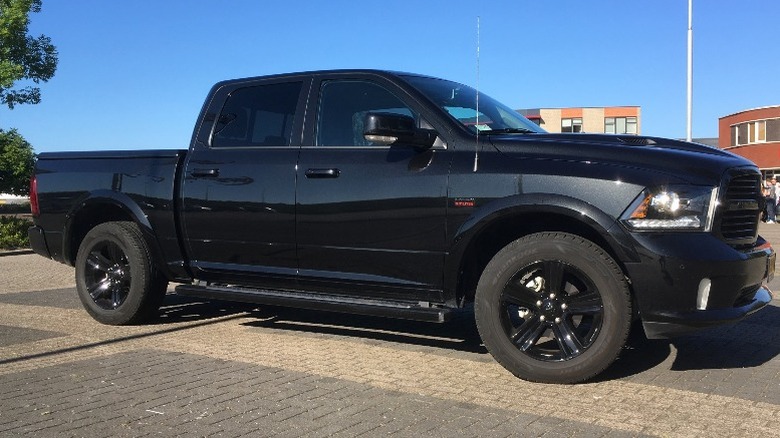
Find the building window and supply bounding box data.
[768,119,780,142]
[562,118,582,133]
[731,119,780,146]
[737,123,748,145]
[747,121,766,143]
[605,117,637,134]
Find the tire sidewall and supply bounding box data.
[75,222,154,325]
[475,232,630,383]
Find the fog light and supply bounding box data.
[697,278,711,310]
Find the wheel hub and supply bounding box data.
[107,265,125,285]
[537,293,566,323]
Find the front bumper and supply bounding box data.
[624,232,775,339]
[640,286,772,339]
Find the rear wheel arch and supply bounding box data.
[64,192,157,267]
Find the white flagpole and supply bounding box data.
[687,0,693,142]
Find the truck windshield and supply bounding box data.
[402,75,545,135]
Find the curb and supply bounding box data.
[0,249,34,257]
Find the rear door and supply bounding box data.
[180,77,309,288]
[295,74,451,302]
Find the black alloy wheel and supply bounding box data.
[83,239,132,310]
[500,260,603,362]
[75,221,167,325]
[475,232,631,384]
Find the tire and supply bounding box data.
[75,221,167,325]
[475,232,631,384]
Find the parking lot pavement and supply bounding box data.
[2,242,779,437]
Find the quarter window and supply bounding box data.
[212,82,302,148]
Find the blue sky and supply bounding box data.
[1,0,778,152]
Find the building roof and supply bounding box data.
[719,105,780,120]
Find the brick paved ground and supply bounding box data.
[1,225,779,437]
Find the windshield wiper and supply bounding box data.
[478,128,537,135]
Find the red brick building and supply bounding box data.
[718,106,780,175]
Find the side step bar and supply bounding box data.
[175,284,452,323]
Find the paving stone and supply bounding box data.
[0,350,624,437]
[2,238,780,437]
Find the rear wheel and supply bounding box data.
[75,221,167,325]
[475,232,631,383]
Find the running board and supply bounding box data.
[175,284,452,323]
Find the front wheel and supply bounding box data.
[475,232,631,383]
[75,221,167,325]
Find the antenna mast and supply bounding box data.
[474,16,481,172]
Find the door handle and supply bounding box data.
[191,168,220,178]
[305,168,340,179]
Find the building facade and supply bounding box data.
[718,106,780,176]
[518,106,641,135]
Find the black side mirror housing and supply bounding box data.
[363,112,437,148]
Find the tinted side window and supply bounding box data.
[316,80,414,147]
[212,82,302,148]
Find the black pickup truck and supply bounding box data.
[28,69,774,383]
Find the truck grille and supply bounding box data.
[718,173,761,244]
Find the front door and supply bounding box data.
[296,77,450,302]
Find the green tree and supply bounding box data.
[0,128,34,195]
[0,0,58,109]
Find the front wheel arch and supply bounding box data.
[449,209,629,307]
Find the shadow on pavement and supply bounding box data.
[7,282,776,382]
[237,299,780,379]
[24,292,767,381]
[152,294,259,324]
[241,305,489,355]
[669,304,780,371]
[598,303,780,380]
[161,295,780,380]
[0,294,255,367]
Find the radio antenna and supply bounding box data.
[473,15,480,172]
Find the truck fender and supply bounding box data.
[61,190,156,265]
[443,193,640,304]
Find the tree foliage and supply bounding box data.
[0,0,58,109]
[0,128,34,195]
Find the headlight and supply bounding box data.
[622,185,719,231]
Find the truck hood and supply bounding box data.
[487,133,755,185]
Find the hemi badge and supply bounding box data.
[454,198,476,208]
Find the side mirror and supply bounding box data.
[363,112,437,148]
